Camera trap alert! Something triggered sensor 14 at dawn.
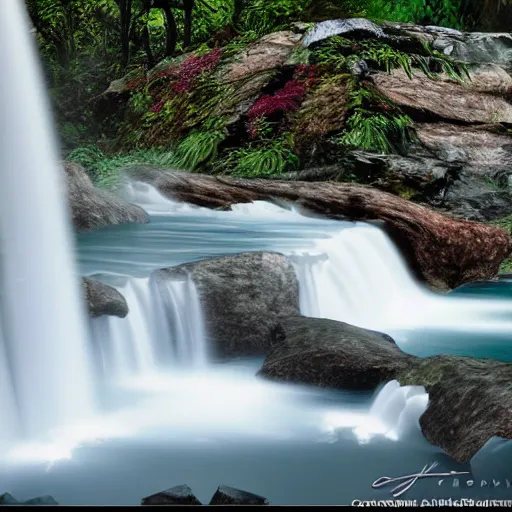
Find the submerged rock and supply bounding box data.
[141,484,202,505]
[156,252,300,358]
[82,277,129,318]
[259,316,512,463]
[63,161,149,232]
[209,486,269,505]
[130,168,511,290]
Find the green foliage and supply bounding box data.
[172,124,227,171]
[66,145,177,188]
[365,0,464,29]
[314,37,469,83]
[220,134,300,177]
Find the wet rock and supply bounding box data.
[63,161,149,232]
[0,493,19,505]
[141,485,202,505]
[209,486,269,505]
[156,252,300,358]
[303,18,385,48]
[23,496,59,505]
[259,316,409,391]
[259,316,512,463]
[82,277,129,318]
[373,68,512,124]
[130,167,511,290]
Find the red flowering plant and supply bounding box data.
[246,65,318,138]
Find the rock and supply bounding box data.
[0,493,19,505]
[303,18,385,48]
[141,485,202,506]
[259,316,512,463]
[23,495,59,505]
[284,150,458,205]
[215,31,303,125]
[209,486,269,505]
[417,123,512,221]
[398,355,512,464]
[259,316,410,390]
[63,161,149,232]
[82,277,129,318]
[380,21,512,69]
[155,252,300,358]
[129,167,511,290]
[373,68,512,124]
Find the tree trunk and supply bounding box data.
[162,4,178,57]
[183,0,195,47]
[119,0,133,69]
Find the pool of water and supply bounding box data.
[2,200,511,505]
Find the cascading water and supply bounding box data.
[90,274,207,384]
[0,0,95,441]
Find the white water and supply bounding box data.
[90,275,207,384]
[0,0,95,442]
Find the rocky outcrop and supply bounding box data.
[141,485,202,506]
[128,167,511,290]
[64,161,149,232]
[373,69,512,124]
[260,317,409,390]
[209,486,269,506]
[214,31,303,125]
[82,277,128,318]
[155,252,300,358]
[258,316,512,463]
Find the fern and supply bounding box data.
[172,125,227,171]
[218,134,299,177]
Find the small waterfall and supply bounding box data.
[0,0,95,440]
[292,224,424,331]
[90,274,208,383]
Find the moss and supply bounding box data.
[489,215,512,273]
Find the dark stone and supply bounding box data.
[155,252,300,358]
[130,167,511,290]
[259,316,410,391]
[259,315,512,463]
[141,485,202,506]
[82,277,129,318]
[0,494,19,505]
[63,161,149,232]
[23,495,59,505]
[209,486,269,505]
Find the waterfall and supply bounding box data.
[0,0,95,440]
[90,274,208,384]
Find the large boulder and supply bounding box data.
[155,252,300,358]
[258,316,512,463]
[64,161,149,232]
[128,167,511,290]
[373,68,512,124]
[82,277,128,318]
[259,317,411,390]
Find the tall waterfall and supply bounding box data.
[0,0,95,441]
